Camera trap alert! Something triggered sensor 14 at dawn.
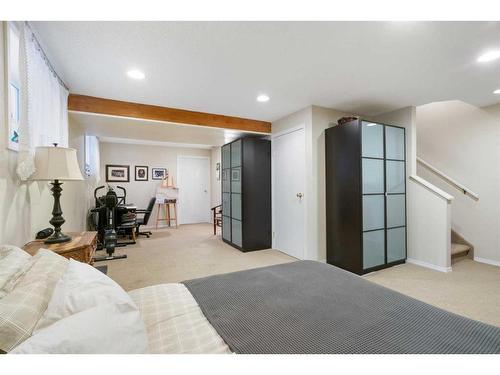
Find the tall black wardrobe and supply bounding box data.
[325,119,407,275]
[221,137,271,252]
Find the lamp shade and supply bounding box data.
[30,146,84,181]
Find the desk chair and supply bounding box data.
[136,197,156,238]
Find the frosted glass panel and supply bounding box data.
[387,227,406,262]
[222,216,231,241]
[222,193,230,216]
[386,195,406,228]
[231,219,242,247]
[222,145,231,168]
[362,158,384,194]
[362,122,384,158]
[231,193,241,220]
[385,126,405,160]
[363,195,385,231]
[231,167,241,193]
[363,230,385,269]
[231,140,241,167]
[386,161,405,193]
[222,169,230,192]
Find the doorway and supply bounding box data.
[177,156,210,224]
[272,127,306,259]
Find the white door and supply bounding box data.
[273,127,306,259]
[177,156,210,224]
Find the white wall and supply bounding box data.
[407,177,452,271]
[417,100,500,264]
[0,23,87,246]
[98,141,211,227]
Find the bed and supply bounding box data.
[132,260,500,354]
[1,246,499,354]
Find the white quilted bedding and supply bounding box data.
[128,283,231,354]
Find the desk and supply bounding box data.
[23,231,98,265]
[122,203,137,211]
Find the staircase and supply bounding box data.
[416,158,478,269]
[451,230,473,264]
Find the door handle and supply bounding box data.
[296,193,304,198]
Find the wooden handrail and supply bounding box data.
[409,175,454,203]
[417,157,479,201]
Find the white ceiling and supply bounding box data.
[69,111,251,147]
[34,21,500,122]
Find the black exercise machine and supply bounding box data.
[89,185,136,262]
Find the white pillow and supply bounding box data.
[11,302,149,354]
[35,258,135,331]
[0,245,31,298]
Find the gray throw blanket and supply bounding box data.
[183,260,500,354]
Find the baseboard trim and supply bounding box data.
[406,258,452,273]
[473,256,500,267]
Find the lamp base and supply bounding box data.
[44,231,72,244]
[45,179,71,245]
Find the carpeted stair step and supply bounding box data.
[451,243,471,258]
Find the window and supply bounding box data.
[84,134,100,182]
[7,22,21,151]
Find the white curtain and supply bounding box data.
[84,135,101,228]
[84,134,100,185]
[17,23,69,180]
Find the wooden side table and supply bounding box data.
[23,231,98,265]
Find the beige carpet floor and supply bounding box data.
[99,223,294,291]
[100,223,500,327]
[365,260,500,326]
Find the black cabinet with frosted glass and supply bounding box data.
[221,138,271,252]
[325,120,407,274]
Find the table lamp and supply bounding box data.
[30,144,84,244]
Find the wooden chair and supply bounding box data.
[155,199,178,229]
[211,204,222,235]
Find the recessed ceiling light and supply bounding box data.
[477,50,500,63]
[494,89,500,94]
[127,69,145,80]
[256,94,270,103]
[366,123,377,127]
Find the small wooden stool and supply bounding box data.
[155,199,178,229]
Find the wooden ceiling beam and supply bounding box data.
[68,94,271,134]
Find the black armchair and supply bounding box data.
[135,197,156,238]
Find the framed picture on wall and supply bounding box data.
[106,165,130,182]
[135,166,149,181]
[152,168,168,180]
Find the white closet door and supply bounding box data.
[177,156,210,224]
[272,127,306,259]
